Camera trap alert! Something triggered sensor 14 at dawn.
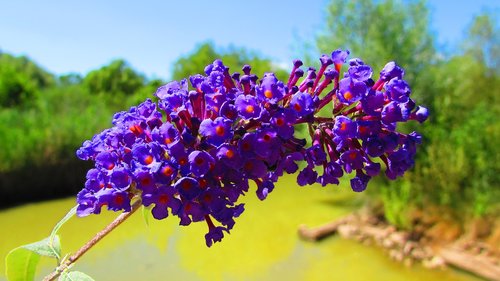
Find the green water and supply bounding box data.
[0,178,481,281]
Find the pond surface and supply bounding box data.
[0,177,480,281]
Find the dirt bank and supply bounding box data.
[298,210,500,281]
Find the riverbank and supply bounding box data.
[0,160,91,209]
[299,208,500,281]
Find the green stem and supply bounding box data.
[42,198,143,281]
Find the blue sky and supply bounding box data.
[0,0,498,80]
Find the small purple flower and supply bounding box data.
[386,149,414,180]
[238,133,257,158]
[357,120,381,140]
[379,61,404,81]
[242,159,267,179]
[320,54,334,66]
[158,79,188,97]
[142,185,181,219]
[385,78,411,103]
[96,152,117,170]
[154,161,178,184]
[270,109,295,139]
[364,162,381,177]
[317,162,343,186]
[216,144,242,168]
[349,58,365,66]
[152,122,179,147]
[334,116,357,139]
[235,94,261,120]
[254,128,281,161]
[199,117,233,146]
[99,189,131,212]
[306,144,327,165]
[331,49,350,71]
[132,144,158,167]
[76,189,99,216]
[188,150,214,177]
[110,168,131,190]
[257,73,285,104]
[411,106,429,123]
[364,137,385,157]
[341,149,364,171]
[381,101,407,123]
[348,65,373,83]
[361,89,385,115]
[175,177,202,200]
[256,179,274,200]
[297,166,318,186]
[290,92,314,117]
[205,225,228,247]
[338,77,367,104]
[350,172,370,192]
[220,101,238,121]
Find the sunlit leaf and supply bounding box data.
[5,247,41,281]
[50,206,77,242]
[20,236,61,258]
[58,271,95,281]
[141,205,152,227]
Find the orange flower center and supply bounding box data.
[225,149,234,158]
[215,125,225,136]
[276,118,285,126]
[340,122,347,131]
[245,105,254,113]
[264,90,273,98]
[162,166,173,177]
[144,155,153,165]
[158,194,169,204]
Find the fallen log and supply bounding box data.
[439,246,500,281]
[299,214,500,281]
[298,216,349,241]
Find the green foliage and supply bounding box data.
[83,59,145,95]
[316,0,434,85]
[380,181,413,230]
[407,14,500,218]
[171,41,288,82]
[0,52,55,107]
[0,59,158,173]
[6,236,62,280]
[59,271,95,281]
[0,84,116,171]
[315,0,499,226]
[5,247,41,281]
[4,207,86,281]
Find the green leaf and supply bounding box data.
[58,271,95,281]
[50,206,77,243]
[5,247,41,281]
[21,236,61,258]
[5,235,63,281]
[141,205,152,227]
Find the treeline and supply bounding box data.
[0,42,281,205]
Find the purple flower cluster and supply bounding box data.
[76,49,428,246]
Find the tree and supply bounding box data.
[315,0,434,90]
[171,41,288,82]
[0,52,55,107]
[314,0,500,225]
[83,59,145,95]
